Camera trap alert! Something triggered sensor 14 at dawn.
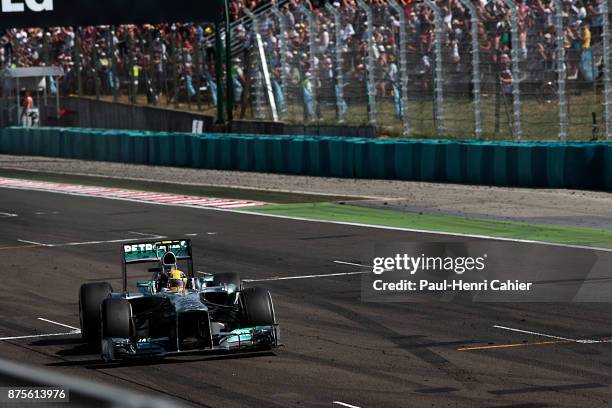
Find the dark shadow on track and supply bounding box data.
[29,337,84,347]
[485,404,550,408]
[29,337,100,357]
[45,350,277,369]
[489,382,608,395]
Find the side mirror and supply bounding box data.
[198,277,213,286]
[136,280,154,295]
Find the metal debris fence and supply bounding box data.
[6,1,612,141]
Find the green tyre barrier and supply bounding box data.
[252,136,269,172]
[546,145,566,188]
[235,136,254,171]
[444,142,465,184]
[158,133,173,166]
[1,127,610,191]
[515,145,534,187]
[106,133,122,162]
[492,144,509,186]
[202,135,221,169]
[564,145,603,190]
[148,135,161,165]
[218,136,235,170]
[306,137,322,176]
[465,143,484,185]
[16,127,28,155]
[604,145,612,190]
[42,128,60,157]
[531,145,550,187]
[363,141,387,179]
[119,133,135,163]
[327,138,355,178]
[189,135,204,168]
[30,127,42,156]
[287,137,306,175]
[420,142,445,182]
[133,133,149,165]
[174,134,191,167]
[269,137,285,173]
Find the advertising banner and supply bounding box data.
[0,0,218,28]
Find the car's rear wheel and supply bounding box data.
[101,298,131,338]
[79,282,112,343]
[239,287,275,326]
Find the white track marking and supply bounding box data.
[127,231,161,237]
[0,318,81,341]
[333,402,362,408]
[494,325,612,344]
[243,271,368,283]
[185,233,198,236]
[333,260,371,268]
[37,318,80,332]
[2,177,611,253]
[0,331,79,341]
[17,239,50,247]
[493,325,577,342]
[0,211,17,217]
[334,260,397,274]
[16,233,165,248]
[58,237,162,247]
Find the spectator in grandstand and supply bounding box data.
[566,21,582,79]
[537,32,556,71]
[499,53,514,99]
[580,20,592,49]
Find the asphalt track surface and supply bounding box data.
[1,188,612,407]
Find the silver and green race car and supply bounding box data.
[78,239,279,361]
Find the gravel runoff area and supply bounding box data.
[0,154,611,229]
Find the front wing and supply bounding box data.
[101,325,280,361]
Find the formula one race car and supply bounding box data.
[78,239,278,361]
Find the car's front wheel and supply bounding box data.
[239,287,276,326]
[101,298,131,339]
[79,282,112,343]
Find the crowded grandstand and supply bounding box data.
[0,0,607,136]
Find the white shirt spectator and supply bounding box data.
[388,62,398,83]
[64,30,75,50]
[320,29,329,52]
[341,23,355,42]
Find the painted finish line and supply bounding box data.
[0,177,266,209]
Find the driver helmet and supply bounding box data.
[168,268,186,291]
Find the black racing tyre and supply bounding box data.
[101,298,131,339]
[79,282,112,343]
[212,272,241,289]
[240,287,275,326]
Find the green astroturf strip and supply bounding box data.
[245,203,612,248]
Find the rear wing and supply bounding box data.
[121,239,193,294]
[122,240,192,264]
